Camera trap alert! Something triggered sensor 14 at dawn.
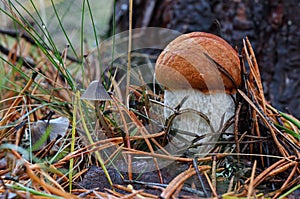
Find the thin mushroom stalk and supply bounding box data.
[155,32,241,156]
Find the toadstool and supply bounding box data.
[155,32,241,155]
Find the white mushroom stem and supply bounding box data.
[154,32,241,156]
[164,89,235,154]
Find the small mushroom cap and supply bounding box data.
[155,32,241,94]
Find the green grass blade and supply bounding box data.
[50,0,79,61]
[68,90,79,192]
[31,125,52,151]
[0,5,75,90]
[274,123,300,140]
[279,111,300,129]
[28,0,58,53]
[6,183,64,199]
[278,183,300,199]
[80,0,86,86]
[86,0,102,74]
[79,98,113,187]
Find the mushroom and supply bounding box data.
[155,32,241,155]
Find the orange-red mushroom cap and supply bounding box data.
[155,32,241,94]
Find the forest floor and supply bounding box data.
[0,1,299,198]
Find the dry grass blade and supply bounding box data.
[123,147,229,162]
[203,171,218,197]
[128,111,164,183]
[247,160,257,199]
[160,165,211,198]
[238,89,289,157]
[8,149,78,198]
[237,156,297,196]
[234,39,300,197]
[234,103,242,157]
[113,184,159,198]
[243,37,266,112]
[1,1,300,197]
[0,72,37,137]
[125,0,133,105]
[109,95,132,180]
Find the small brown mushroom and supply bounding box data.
[155,32,241,155]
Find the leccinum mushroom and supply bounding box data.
[155,32,241,155]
